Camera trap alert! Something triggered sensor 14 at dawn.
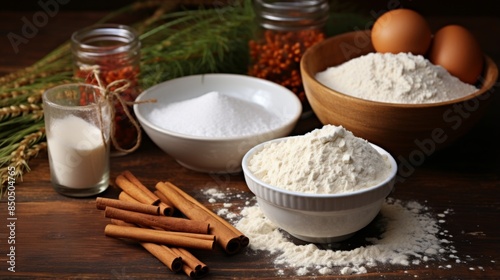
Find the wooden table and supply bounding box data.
[0,6,499,280]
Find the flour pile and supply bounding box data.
[316,52,477,104]
[247,125,392,194]
[234,198,456,276]
[201,186,480,276]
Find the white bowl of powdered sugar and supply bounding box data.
[134,74,302,173]
[242,124,398,243]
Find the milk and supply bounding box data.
[47,115,109,189]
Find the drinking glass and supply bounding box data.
[42,83,111,197]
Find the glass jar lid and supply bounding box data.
[254,0,330,31]
[71,24,140,59]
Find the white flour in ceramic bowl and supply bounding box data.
[246,124,393,194]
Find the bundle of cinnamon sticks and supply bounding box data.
[97,170,249,278]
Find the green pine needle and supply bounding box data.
[0,0,370,193]
[0,0,255,191]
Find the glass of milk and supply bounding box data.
[43,84,111,197]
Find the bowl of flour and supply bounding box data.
[242,124,398,243]
[301,30,498,159]
[134,74,302,173]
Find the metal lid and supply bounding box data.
[254,0,330,31]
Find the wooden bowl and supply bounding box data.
[301,30,498,161]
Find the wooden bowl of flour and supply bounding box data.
[301,30,498,163]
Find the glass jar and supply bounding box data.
[248,0,329,114]
[71,24,141,156]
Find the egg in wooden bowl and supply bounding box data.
[300,30,498,163]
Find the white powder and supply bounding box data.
[149,91,284,137]
[202,188,463,276]
[247,125,392,194]
[203,187,250,221]
[47,115,108,189]
[316,52,478,104]
[235,198,458,276]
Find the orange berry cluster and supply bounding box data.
[248,29,325,103]
[75,58,140,150]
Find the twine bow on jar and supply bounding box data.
[71,23,144,156]
[81,65,156,155]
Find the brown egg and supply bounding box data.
[428,25,483,84]
[371,9,432,55]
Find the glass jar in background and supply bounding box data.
[71,24,141,156]
[248,0,329,115]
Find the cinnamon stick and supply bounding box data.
[122,170,160,205]
[110,219,183,273]
[118,191,139,203]
[109,220,215,241]
[117,180,173,216]
[158,202,174,217]
[154,190,175,216]
[110,218,135,227]
[104,224,214,251]
[96,197,160,215]
[109,219,212,277]
[115,174,158,205]
[154,190,174,206]
[156,231,215,241]
[172,247,209,278]
[119,190,174,216]
[141,243,184,273]
[155,181,248,254]
[104,207,210,234]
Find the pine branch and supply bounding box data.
[0,0,255,192]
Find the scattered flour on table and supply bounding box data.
[201,187,481,276]
[202,187,251,221]
[148,91,285,137]
[315,52,478,104]
[234,198,460,276]
[203,187,493,276]
[247,125,392,194]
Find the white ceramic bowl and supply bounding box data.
[134,74,302,173]
[242,137,398,243]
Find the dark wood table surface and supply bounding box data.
[0,6,499,280]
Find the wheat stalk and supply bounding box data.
[0,0,255,193]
